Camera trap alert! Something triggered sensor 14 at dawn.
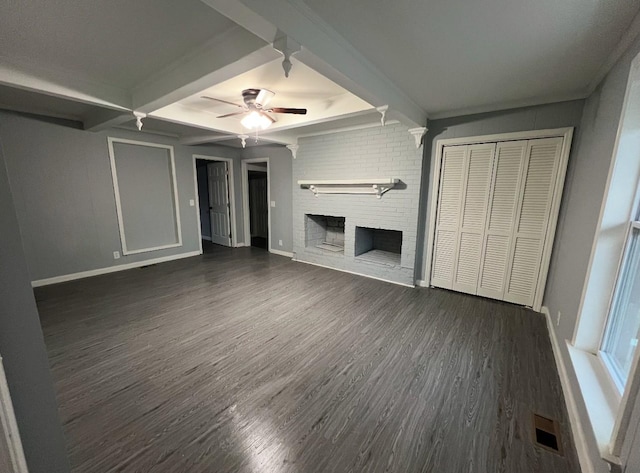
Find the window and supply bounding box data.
[601,220,640,392]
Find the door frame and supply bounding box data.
[192,154,237,252]
[423,127,574,312]
[0,356,28,473]
[241,157,271,250]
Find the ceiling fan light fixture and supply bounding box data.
[241,111,272,130]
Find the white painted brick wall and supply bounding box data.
[293,124,423,286]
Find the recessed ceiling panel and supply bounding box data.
[157,57,373,136]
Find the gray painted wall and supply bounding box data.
[0,133,70,472]
[545,35,640,342]
[0,111,239,281]
[241,145,293,253]
[543,34,640,473]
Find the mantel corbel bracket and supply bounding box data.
[286,144,299,159]
[376,105,389,126]
[408,127,427,148]
[372,184,392,198]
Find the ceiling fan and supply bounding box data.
[201,88,307,130]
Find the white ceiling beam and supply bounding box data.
[131,26,279,114]
[150,103,245,135]
[261,108,374,135]
[0,56,131,110]
[200,0,427,128]
[180,134,234,146]
[82,109,133,132]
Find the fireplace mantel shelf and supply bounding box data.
[298,178,399,198]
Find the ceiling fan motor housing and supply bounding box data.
[242,88,275,109]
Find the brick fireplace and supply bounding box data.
[292,124,423,286]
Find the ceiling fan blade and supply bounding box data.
[216,111,247,119]
[254,111,276,123]
[255,89,275,108]
[268,107,307,115]
[201,96,245,109]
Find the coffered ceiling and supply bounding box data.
[1,0,639,147]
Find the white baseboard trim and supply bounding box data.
[202,235,212,242]
[292,258,414,288]
[415,279,429,287]
[542,306,596,473]
[31,250,202,287]
[269,248,294,258]
[235,242,250,248]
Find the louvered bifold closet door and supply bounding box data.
[451,143,496,294]
[431,145,467,289]
[477,141,528,300]
[503,137,563,306]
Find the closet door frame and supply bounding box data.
[424,127,574,312]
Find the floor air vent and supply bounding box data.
[532,413,562,455]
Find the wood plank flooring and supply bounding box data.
[35,243,581,473]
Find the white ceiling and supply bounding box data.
[118,116,226,139]
[0,0,639,144]
[302,0,640,116]
[0,84,100,121]
[0,0,236,89]
[152,58,372,138]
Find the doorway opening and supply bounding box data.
[241,158,270,251]
[193,155,237,252]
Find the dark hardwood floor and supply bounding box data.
[35,243,581,473]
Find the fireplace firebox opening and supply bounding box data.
[355,226,402,266]
[305,214,345,254]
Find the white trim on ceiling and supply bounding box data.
[587,9,640,94]
[295,119,399,139]
[132,31,276,113]
[427,92,589,120]
[180,134,234,146]
[200,0,427,128]
[0,56,131,110]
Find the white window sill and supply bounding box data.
[567,342,622,465]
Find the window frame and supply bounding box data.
[598,216,640,395]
